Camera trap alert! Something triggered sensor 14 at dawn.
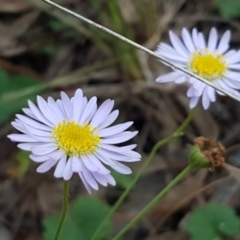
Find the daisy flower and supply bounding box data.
[155,27,240,109]
[8,89,140,193]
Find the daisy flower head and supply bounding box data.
[155,27,240,109]
[8,89,140,193]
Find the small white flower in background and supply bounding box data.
[155,27,240,109]
[8,89,140,193]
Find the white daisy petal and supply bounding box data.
[101,131,138,144]
[37,159,58,173]
[189,96,199,108]
[111,161,132,174]
[155,27,240,109]
[99,121,133,137]
[82,168,99,190]
[208,28,218,51]
[16,114,51,131]
[92,172,109,186]
[156,71,183,83]
[79,172,92,194]
[182,28,195,53]
[169,31,188,57]
[54,155,67,178]
[31,143,57,155]
[9,88,140,194]
[197,32,206,50]
[8,134,37,142]
[91,100,114,127]
[63,157,73,180]
[30,154,49,162]
[80,97,97,124]
[72,156,83,172]
[202,88,210,109]
[98,110,119,130]
[218,30,231,54]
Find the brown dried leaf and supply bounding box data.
[0,10,40,57]
[0,0,32,13]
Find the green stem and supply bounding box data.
[90,108,196,240]
[112,165,194,240]
[54,181,70,240]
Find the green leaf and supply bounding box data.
[43,196,112,240]
[15,150,31,176]
[214,0,240,18]
[0,69,44,121]
[185,202,240,240]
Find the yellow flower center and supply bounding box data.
[189,51,227,81]
[52,120,100,157]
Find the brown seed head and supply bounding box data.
[193,137,226,170]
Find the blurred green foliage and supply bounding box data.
[0,69,43,122]
[214,0,240,18]
[185,202,240,240]
[43,196,112,240]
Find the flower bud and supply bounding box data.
[188,137,226,170]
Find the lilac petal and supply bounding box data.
[72,156,83,172]
[63,157,73,180]
[80,97,97,124]
[110,162,132,174]
[189,96,199,109]
[104,174,116,185]
[36,96,58,125]
[207,86,216,102]
[182,28,195,53]
[82,155,98,172]
[79,172,91,194]
[156,71,183,83]
[218,30,231,54]
[11,121,26,133]
[60,92,73,119]
[16,114,51,131]
[97,148,132,161]
[192,28,199,49]
[28,100,53,127]
[202,88,210,109]
[37,159,58,173]
[47,97,65,123]
[30,154,49,162]
[208,28,218,51]
[98,110,119,130]
[72,89,83,122]
[169,31,188,57]
[31,144,57,155]
[8,134,37,142]
[226,50,240,64]
[91,99,114,127]
[92,172,108,186]
[82,168,99,190]
[23,124,51,137]
[54,155,67,178]
[18,143,40,151]
[101,131,138,144]
[197,32,206,50]
[99,121,133,137]
[22,108,37,120]
[88,154,110,174]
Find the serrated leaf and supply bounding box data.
[214,0,240,18]
[185,202,240,240]
[43,196,112,240]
